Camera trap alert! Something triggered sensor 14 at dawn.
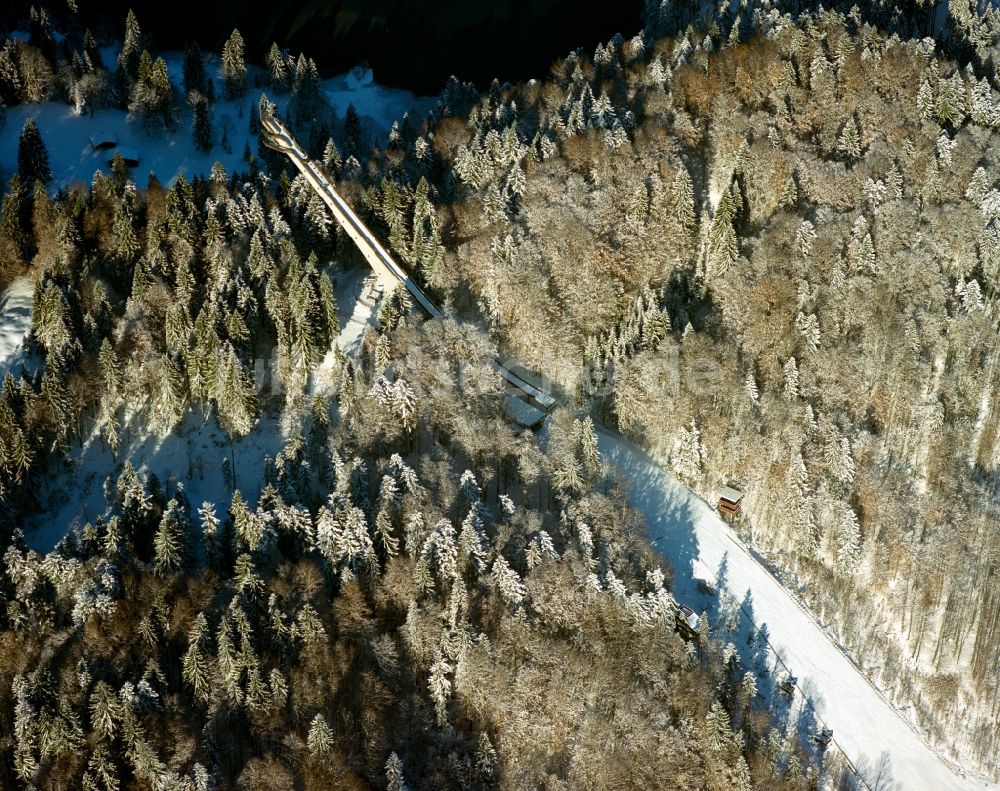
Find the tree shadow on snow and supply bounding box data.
[850,750,897,791]
[26,407,285,553]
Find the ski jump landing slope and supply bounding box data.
[596,427,990,791]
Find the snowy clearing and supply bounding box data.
[308,264,382,398]
[0,50,433,190]
[335,265,384,358]
[25,409,285,554]
[596,427,993,791]
[0,277,34,378]
[25,262,383,553]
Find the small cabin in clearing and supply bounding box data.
[718,486,744,519]
[90,131,117,150]
[503,395,547,431]
[108,147,140,167]
[675,604,701,640]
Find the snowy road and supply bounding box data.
[597,428,989,791]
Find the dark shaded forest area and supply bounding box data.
[0,0,645,93]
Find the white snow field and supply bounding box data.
[309,264,383,398]
[596,427,993,791]
[26,261,380,553]
[0,48,433,190]
[25,409,286,553]
[0,277,34,378]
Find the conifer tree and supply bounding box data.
[428,653,453,725]
[307,713,334,759]
[182,42,208,99]
[17,120,51,185]
[290,54,323,121]
[491,555,526,608]
[838,117,861,160]
[83,745,118,791]
[266,43,290,93]
[342,103,362,160]
[670,421,704,481]
[129,54,179,133]
[192,95,213,151]
[199,502,224,572]
[89,681,120,741]
[152,498,191,575]
[221,29,247,101]
[0,173,30,258]
[116,9,142,95]
[385,752,411,791]
[216,343,257,438]
[836,507,861,575]
[0,40,22,106]
[182,613,212,704]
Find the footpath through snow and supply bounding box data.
[596,427,991,791]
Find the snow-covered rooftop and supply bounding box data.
[719,485,743,503]
[90,131,117,149]
[503,395,546,430]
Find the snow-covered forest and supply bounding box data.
[371,5,1000,779]
[0,0,998,788]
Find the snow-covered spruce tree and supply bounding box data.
[181,612,212,704]
[152,498,191,576]
[306,712,334,759]
[669,421,705,482]
[266,43,291,93]
[129,53,179,133]
[17,119,51,185]
[836,506,861,576]
[490,555,526,609]
[0,41,22,106]
[114,9,143,103]
[215,343,258,438]
[385,752,411,791]
[290,54,325,122]
[221,29,247,101]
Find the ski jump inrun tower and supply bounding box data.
[258,108,556,424]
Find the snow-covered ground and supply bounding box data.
[0,48,433,189]
[337,266,384,357]
[26,408,285,553]
[26,263,382,553]
[0,277,34,378]
[596,427,993,791]
[309,264,382,397]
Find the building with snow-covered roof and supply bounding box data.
[503,394,547,431]
[717,485,744,519]
[89,131,117,149]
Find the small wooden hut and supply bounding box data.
[718,485,744,519]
